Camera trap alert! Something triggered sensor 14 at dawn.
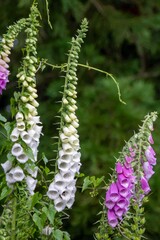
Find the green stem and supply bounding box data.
[45,61,126,104]
[11,194,17,240]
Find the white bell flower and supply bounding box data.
[68,135,79,146]
[20,131,32,144]
[42,226,53,236]
[60,171,75,182]
[10,166,25,182]
[17,121,25,132]
[73,152,81,163]
[17,154,28,164]
[59,133,69,143]
[26,176,37,195]
[1,160,12,173]
[54,197,66,212]
[70,162,81,173]
[62,143,74,153]
[54,173,67,192]
[6,172,16,184]
[61,189,71,201]
[10,127,20,142]
[26,166,38,178]
[47,183,59,200]
[15,112,24,122]
[66,197,75,209]
[58,159,71,172]
[11,143,23,157]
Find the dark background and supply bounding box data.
[1,0,160,239]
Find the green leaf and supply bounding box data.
[42,204,56,224]
[0,187,12,200]
[63,231,71,240]
[0,114,7,123]
[28,192,42,209]
[53,229,63,240]
[33,213,43,231]
[4,122,12,136]
[82,176,92,192]
[42,152,48,164]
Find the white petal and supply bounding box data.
[26,176,37,193]
[58,159,71,172]
[62,143,74,153]
[26,166,38,178]
[59,133,69,143]
[47,186,59,200]
[20,131,32,144]
[61,171,75,182]
[68,135,79,146]
[17,154,28,164]
[26,103,36,113]
[73,152,81,163]
[66,197,75,209]
[17,121,25,131]
[70,162,81,173]
[54,197,66,212]
[1,160,12,173]
[61,189,71,201]
[68,125,77,134]
[63,127,72,136]
[54,173,66,192]
[6,172,15,184]
[11,166,25,182]
[33,125,43,135]
[42,226,52,236]
[15,112,24,122]
[11,143,23,157]
[10,127,20,142]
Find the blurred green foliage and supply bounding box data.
[1,0,160,239]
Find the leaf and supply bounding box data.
[28,192,42,209]
[53,229,63,240]
[0,187,12,200]
[32,213,43,231]
[42,152,48,164]
[42,204,56,224]
[82,176,92,192]
[0,114,7,123]
[4,122,11,136]
[63,231,71,240]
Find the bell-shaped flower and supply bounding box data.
[6,171,16,184]
[20,131,32,145]
[114,205,124,219]
[116,197,128,209]
[68,135,79,146]
[145,146,156,165]
[58,159,71,172]
[62,143,74,153]
[11,143,23,157]
[59,150,72,162]
[107,209,118,228]
[117,182,129,198]
[63,127,72,136]
[54,197,66,212]
[73,152,81,163]
[15,112,24,122]
[1,160,12,173]
[107,183,119,203]
[140,177,151,194]
[33,125,43,136]
[26,166,38,178]
[61,189,72,201]
[54,173,67,192]
[60,171,75,182]
[118,174,130,188]
[105,190,115,209]
[17,154,28,164]
[143,162,154,180]
[67,180,76,191]
[10,127,20,142]
[60,133,69,143]
[125,156,133,164]
[148,134,154,144]
[17,121,25,131]
[116,162,123,174]
[70,162,81,173]
[10,166,25,182]
[66,197,75,208]
[26,103,36,113]
[42,226,53,236]
[26,176,37,195]
[47,183,59,200]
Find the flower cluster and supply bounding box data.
[0,18,28,94]
[47,19,88,212]
[106,150,135,228]
[140,135,156,195]
[1,6,41,195]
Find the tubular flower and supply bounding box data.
[2,5,41,194]
[105,112,157,229]
[47,19,88,212]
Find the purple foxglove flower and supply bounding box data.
[107,209,118,228]
[116,162,123,174]
[107,183,119,202]
[148,134,154,144]
[123,166,133,178]
[0,65,9,94]
[116,197,128,209]
[105,190,115,209]
[143,162,154,180]
[140,177,151,194]
[117,182,129,198]
[145,146,156,165]
[125,155,133,164]
[118,174,130,188]
[114,205,124,219]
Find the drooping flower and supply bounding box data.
[107,210,118,228]
[140,177,151,194]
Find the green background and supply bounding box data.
[0,0,160,239]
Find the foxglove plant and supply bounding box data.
[96,112,157,240]
[47,18,88,212]
[0,18,29,94]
